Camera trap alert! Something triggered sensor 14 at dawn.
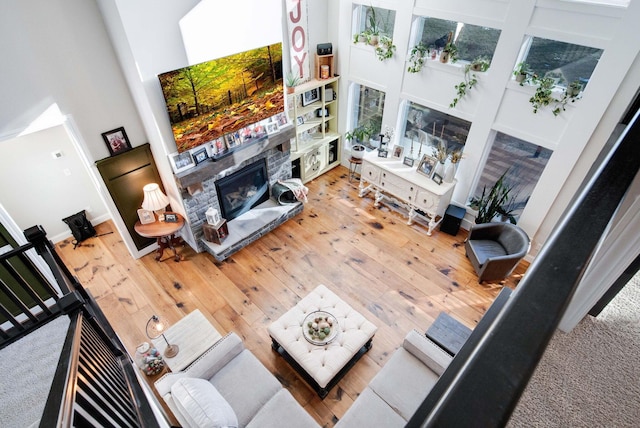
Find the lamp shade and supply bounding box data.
[141,183,169,211]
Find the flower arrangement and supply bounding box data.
[135,342,165,376]
[433,141,448,164]
[450,149,462,164]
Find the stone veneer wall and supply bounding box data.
[181,146,292,252]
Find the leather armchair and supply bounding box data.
[465,222,530,282]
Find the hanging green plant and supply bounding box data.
[450,58,490,108]
[407,42,429,73]
[529,77,583,116]
[375,36,396,61]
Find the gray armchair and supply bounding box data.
[465,222,530,282]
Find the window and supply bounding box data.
[416,17,501,62]
[519,37,603,88]
[349,84,386,147]
[472,133,552,223]
[355,5,396,39]
[399,101,471,154]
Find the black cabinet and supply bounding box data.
[96,144,165,250]
[440,204,466,236]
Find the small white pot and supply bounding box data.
[352,144,365,159]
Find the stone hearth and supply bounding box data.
[175,126,301,261]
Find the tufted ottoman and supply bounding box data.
[268,284,378,398]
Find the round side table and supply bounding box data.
[348,156,363,182]
[134,213,185,262]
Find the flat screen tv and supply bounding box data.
[158,43,284,153]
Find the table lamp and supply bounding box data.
[146,315,179,358]
[142,183,169,216]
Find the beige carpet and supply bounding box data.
[508,272,640,427]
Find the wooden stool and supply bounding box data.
[348,156,362,182]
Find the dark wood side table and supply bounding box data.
[134,213,185,262]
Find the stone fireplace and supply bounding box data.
[175,126,302,261]
[215,159,270,221]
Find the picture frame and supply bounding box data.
[191,146,209,165]
[225,131,241,149]
[296,116,304,126]
[403,156,415,167]
[301,88,320,106]
[168,151,195,174]
[432,173,443,185]
[102,127,132,156]
[392,145,404,159]
[211,137,227,156]
[276,112,288,126]
[417,154,438,178]
[266,121,280,135]
[137,209,155,224]
[164,213,178,223]
[377,149,389,158]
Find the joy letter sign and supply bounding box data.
[286,0,310,81]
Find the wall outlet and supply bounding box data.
[51,150,64,159]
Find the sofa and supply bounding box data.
[335,329,453,427]
[155,332,319,428]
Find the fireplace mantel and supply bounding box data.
[175,125,295,189]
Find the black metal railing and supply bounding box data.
[407,108,640,426]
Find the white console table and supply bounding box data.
[359,151,456,235]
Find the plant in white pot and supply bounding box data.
[345,124,375,159]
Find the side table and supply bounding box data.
[134,213,185,262]
[425,312,471,356]
[348,156,362,182]
[151,309,222,372]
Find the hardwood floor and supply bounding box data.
[55,165,528,427]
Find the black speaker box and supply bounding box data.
[317,43,332,55]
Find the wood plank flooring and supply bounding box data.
[55,165,528,427]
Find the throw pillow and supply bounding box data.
[171,378,238,428]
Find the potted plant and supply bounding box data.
[513,62,531,85]
[529,76,556,114]
[407,42,429,73]
[375,36,396,61]
[450,58,489,108]
[469,170,516,224]
[566,80,583,97]
[439,32,457,64]
[367,6,380,46]
[345,123,375,157]
[285,72,301,94]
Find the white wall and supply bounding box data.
[0,0,148,245]
[335,0,639,258]
[0,125,108,241]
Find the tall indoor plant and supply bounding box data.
[469,170,516,224]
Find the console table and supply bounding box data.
[359,151,456,235]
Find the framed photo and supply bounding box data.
[296,116,304,126]
[266,121,280,135]
[137,209,155,224]
[301,88,320,106]
[168,151,195,174]
[432,173,443,185]
[417,155,438,178]
[276,112,289,126]
[191,147,209,165]
[403,156,415,167]
[102,127,131,156]
[164,213,178,223]
[377,149,388,158]
[226,131,241,149]
[212,137,226,156]
[392,145,404,159]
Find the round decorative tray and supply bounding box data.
[302,311,339,345]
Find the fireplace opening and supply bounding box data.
[215,159,270,222]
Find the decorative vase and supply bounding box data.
[435,161,446,178]
[135,342,165,376]
[444,163,457,183]
[440,51,450,64]
[352,144,365,159]
[369,35,380,46]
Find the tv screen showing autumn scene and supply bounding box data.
[159,43,284,153]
